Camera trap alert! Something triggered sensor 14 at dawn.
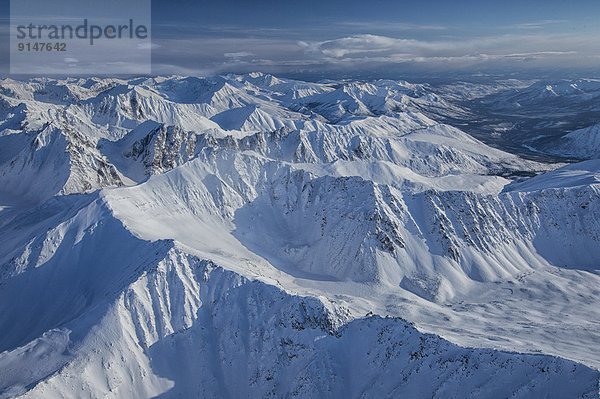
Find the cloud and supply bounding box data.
[10,28,590,77]
[313,35,420,58]
[143,29,600,78]
[511,20,567,30]
[224,51,254,59]
[303,33,596,65]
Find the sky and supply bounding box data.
[1,0,600,79]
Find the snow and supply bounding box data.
[0,329,71,398]
[0,74,599,398]
[551,123,600,160]
[505,159,600,191]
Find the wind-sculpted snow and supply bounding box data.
[0,74,599,398]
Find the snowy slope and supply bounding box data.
[0,188,596,397]
[0,74,599,398]
[550,123,600,160]
[505,159,600,191]
[2,237,596,398]
[0,124,122,204]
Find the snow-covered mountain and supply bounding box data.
[478,78,600,111]
[419,78,600,161]
[0,74,598,398]
[549,122,600,160]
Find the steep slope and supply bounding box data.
[100,148,600,294]
[0,124,122,204]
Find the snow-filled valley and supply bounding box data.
[0,74,598,398]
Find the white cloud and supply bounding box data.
[511,20,567,30]
[224,51,254,59]
[146,31,600,76]
[303,33,597,65]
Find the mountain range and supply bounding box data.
[0,73,598,398]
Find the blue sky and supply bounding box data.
[2,0,600,78]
